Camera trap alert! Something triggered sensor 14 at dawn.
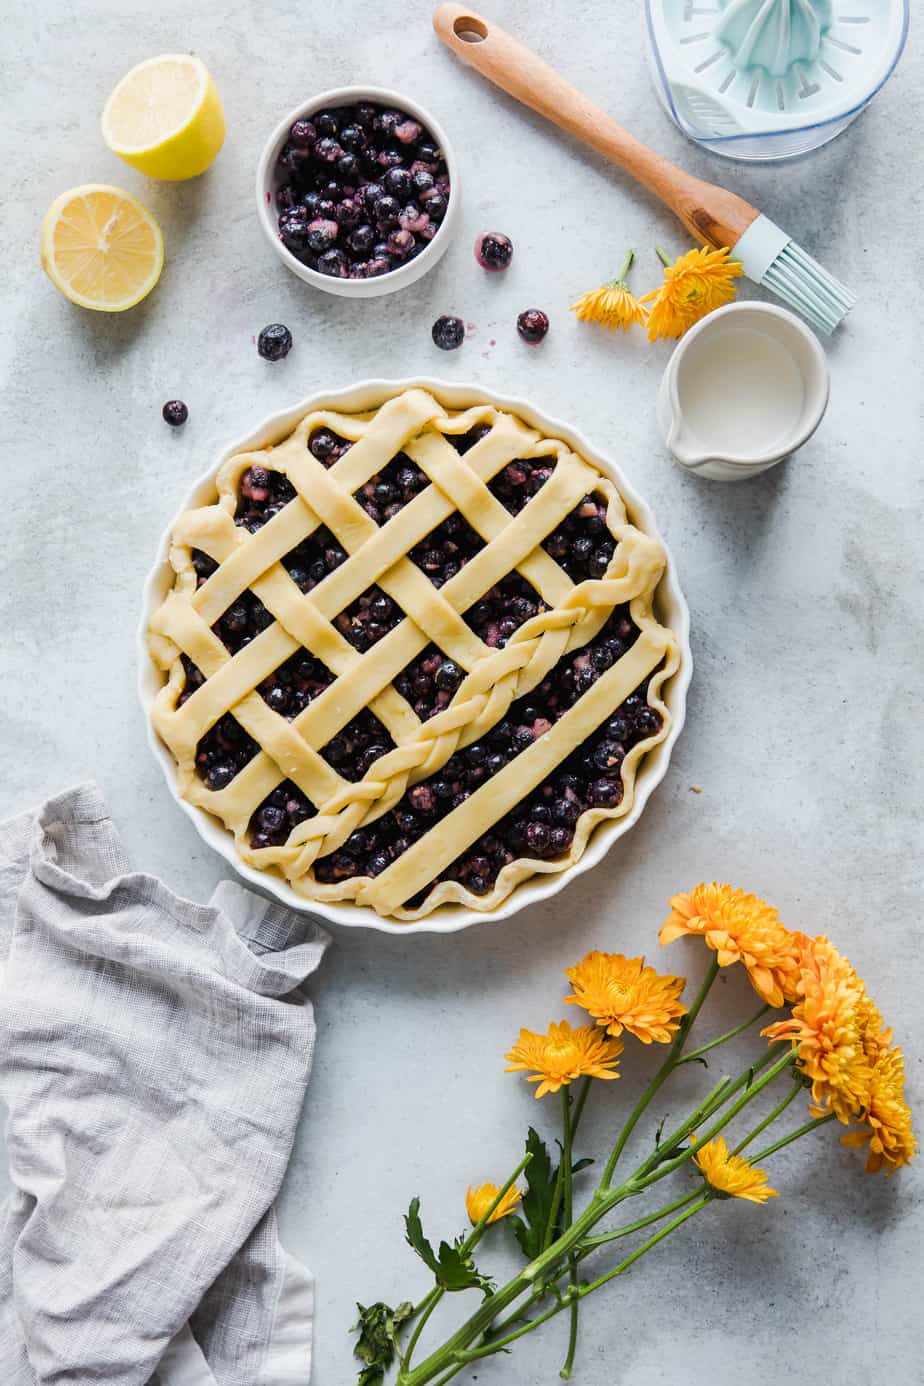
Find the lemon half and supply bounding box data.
[102,54,225,181]
[41,184,164,312]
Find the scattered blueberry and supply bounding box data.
[475,232,513,272]
[257,323,293,361]
[517,309,550,345]
[432,315,465,350]
[162,399,188,427]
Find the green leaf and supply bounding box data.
[571,1157,595,1175]
[404,1198,493,1294]
[404,1196,440,1276]
[351,1300,414,1384]
[509,1126,558,1262]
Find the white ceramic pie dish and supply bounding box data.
[138,379,692,935]
[255,86,460,298]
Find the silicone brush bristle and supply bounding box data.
[760,240,856,337]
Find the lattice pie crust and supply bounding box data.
[147,388,681,920]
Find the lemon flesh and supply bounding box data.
[41,185,164,312]
[102,54,225,181]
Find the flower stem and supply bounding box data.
[750,1111,836,1163]
[731,1080,802,1157]
[577,1187,703,1253]
[638,1048,795,1190]
[655,244,672,268]
[579,1193,711,1295]
[609,248,635,287]
[679,1003,771,1064]
[402,1151,532,1368]
[559,1088,580,1380]
[600,957,720,1188]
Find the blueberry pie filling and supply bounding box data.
[273,102,451,281]
[149,389,681,920]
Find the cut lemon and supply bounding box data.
[101,54,225,181]
[41,185,164,312]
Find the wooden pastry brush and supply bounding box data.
[433,3,855,335]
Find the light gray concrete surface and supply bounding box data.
[2,2,922,1383]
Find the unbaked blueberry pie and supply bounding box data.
[147,388,682,920]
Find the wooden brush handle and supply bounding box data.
[433,2,760,248]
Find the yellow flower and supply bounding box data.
[841,1045,916,1175]
[564,952,686,1044]
[571,248,648,332]
[465,1182,523,1226]
[762,935,882,1125]
[693,1136,778,1204]
[504,1020,623,1099]
[660,883,803,1008]
[640,245,743,340]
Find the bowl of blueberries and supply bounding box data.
[256,86,458,297]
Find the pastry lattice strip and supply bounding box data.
[149,389,670,893]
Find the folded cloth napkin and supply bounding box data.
[0,783,330,1385]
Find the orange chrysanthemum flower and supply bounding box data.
[641,245,743,341]
[762,936,882,1125]
[564,952,687,1044]
[660,883,803,1007]
[465,1182,523,1226]
[693,1136,778,1204]
[504,1020,623,1099]
[571,249,648,332]
[841,1045,916,1175]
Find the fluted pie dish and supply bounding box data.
[140,381,690,932]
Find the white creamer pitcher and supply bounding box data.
[657,302,830,482]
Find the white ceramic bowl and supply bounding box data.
[139,379,692,935]
[255,86,460,298]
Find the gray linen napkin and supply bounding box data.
[0,783,330,1385]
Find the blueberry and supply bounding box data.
[549,826,573,853]
[340,123,366,151]
[435,660,462,691]
[258,323,293,361]
[259,804,287,832]
[337,151,360,180]
[423,193,448,223]
[314,136,342,163]
[315,110,341,137]
[416,140,440,165]
[395,118,423,144]
[387,228,414,258]
[316,249,350,278]
[525,821,550,854]
[468,873,490,895]
[411,169,435,195]
[475,232,513,272]
[275,184,295,211]
[278,212,310,251]
[309,428,338,460]
[588,778,622,808]
[306,218,338,252]
[376,147,404,172]
[432,315,464,350]
[301,190,322,215]
[367,852,391,877]
[634,707,662,738]
[162,399,188,427]
[383,166,411,199]
[365,256,392,277]
[373,109,401,140]
[206,760,236,791]
[337,199,362,229]
[355,103,377,129]
[265,685,289,714]
[290,118,316,148]
[360,181,385,208]
[316,197,338,220]
[348,223,375,255]
[517,309,550,345]
[374,194,400,226]
[589,548,611,578]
